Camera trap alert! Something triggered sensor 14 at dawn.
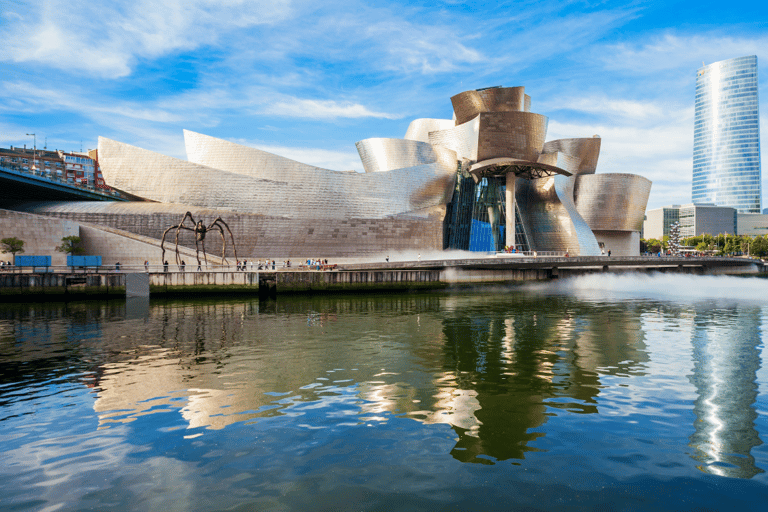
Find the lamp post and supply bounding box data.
[26,133,36,171]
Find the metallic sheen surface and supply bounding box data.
[476,112,549,162]
[693,55,762,213]
[355,138,454,173]
[515,175,601,255]
[541,137,602,175]
[101,134,457,220]
[451,87,526,125]
[574,174,652,231]
[404,118,455,143]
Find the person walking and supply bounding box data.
[163,261,169,273]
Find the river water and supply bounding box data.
[1,273,767,511]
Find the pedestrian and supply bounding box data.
[144,260,149,272]
[386,255,389,262]
[197,261,202,271]
[608,249,611,257]
[418,253,421,262]
[164,260,169,273]
[181,260,185,272]
[272,260,276,270]
[115,262,121,272]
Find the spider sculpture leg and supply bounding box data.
[161,223,185,266]
[174,212,196,267]
[211,217,238,264]
[209,223,228,266]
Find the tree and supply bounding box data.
[0,237,25,263]
[56,236,85,255]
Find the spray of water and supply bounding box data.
[523,272,767,302]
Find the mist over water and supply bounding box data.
[525,272,768,302]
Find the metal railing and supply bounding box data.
[0,163,122,198]
[0,263,332,274]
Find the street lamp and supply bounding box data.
[25,133,37,171]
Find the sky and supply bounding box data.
[0,0,766,210]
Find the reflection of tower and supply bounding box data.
[688,307,764,478]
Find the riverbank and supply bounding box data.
[0,255,763,300]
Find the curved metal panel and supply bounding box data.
[99,136,457,220]
[516,175,601,256]
[451,87,526,125]
[477,112,548,162]
[355,138,454,173]
[428,116,480,161]
[404,118,454,143]
[184,129,338,180]
[541,137,601,175]
[573,173,652,231]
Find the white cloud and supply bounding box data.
[542,97,673,122]
[597,33,768,75]
[0,0,292,78]
[262,98,399,120]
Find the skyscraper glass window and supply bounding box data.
[693,55,762,213]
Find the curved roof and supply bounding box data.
[355,138,456,173]
[403,118,455,143]
[98,136,458,220]
[541,138,601,175]
[451,87,527,125]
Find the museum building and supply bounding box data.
[14,86,652,261]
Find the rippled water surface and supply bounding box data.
[1,273,768,511]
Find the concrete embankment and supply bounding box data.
[0,256,764,300]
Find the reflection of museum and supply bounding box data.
[21,86,651,257]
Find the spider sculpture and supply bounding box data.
[161,212,238,269]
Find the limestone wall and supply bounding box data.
[0,209,79,265]
[22,203,447,260]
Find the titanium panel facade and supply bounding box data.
[451,87,526,124]
[101,136,457,220]
[573,174,651,231]
[693,55,762,213]
[515,175,601,256]
[541,138,601,175]
[476,112,548,162]
[428,116,480,161]
[355,138,454,173]
[404,118,455,143]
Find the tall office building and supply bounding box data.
[693,55,761,213]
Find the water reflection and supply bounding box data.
[688,305,764,478]
[436,295,649,463]
[0,291,764,480]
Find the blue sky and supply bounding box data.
[1,0,766,210]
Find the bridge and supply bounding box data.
[0,165,127,206]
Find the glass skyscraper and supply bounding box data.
[693,55,761,213]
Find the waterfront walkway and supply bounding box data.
[0,255,763,300]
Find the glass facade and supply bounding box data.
[693,55,762,213]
